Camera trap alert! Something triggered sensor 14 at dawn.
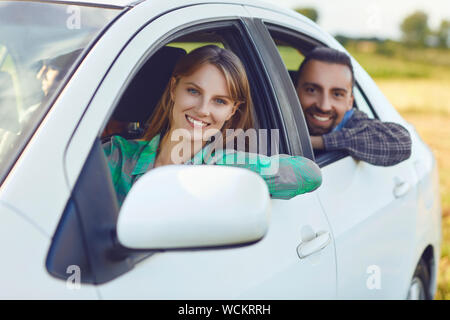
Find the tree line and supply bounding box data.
[295,7,450,48]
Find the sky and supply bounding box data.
[267,0,450,40]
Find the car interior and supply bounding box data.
[99,27,283,151]
[100,31,262,143]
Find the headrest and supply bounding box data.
[113,46,187,123]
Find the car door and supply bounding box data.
[244,5,420,299]
[62,2,337,299]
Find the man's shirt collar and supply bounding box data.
[332,108,355,132]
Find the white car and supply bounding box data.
[0,0,442,299]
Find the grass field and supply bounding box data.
[349,45,450,299]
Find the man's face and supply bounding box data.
[296,60,354,136]
[36,64,60,96]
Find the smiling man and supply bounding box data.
[295,47,412,166]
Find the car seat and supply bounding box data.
[107,46,187,139]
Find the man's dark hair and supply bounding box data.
[295,47,355,89]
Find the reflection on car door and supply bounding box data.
[72,4,337,299]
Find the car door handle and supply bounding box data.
[393,177,411,198]
[297,231,331,259]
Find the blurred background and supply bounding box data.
[269,0,450,299]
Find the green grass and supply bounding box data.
[276,45,304,71]
[346,42,450,80]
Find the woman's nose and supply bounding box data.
[195,98,211,116]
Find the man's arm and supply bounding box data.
[321,110,412,166]
[310,136,325,150]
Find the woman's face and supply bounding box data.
[170,63,238,142]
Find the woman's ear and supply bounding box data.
[169,77,177,102]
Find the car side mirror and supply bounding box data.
[116,165,271,250]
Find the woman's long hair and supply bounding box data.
[142,45,254,143]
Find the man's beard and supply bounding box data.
[304,105,337,136]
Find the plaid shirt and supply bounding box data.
[322,109,412,166]
[103,134,322,206]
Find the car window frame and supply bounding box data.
[246,18,315,161]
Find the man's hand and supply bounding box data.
[310,136,324,150]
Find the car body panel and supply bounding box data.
[318,159,419,299]
[0,202,99,299]
[98,196,336,299]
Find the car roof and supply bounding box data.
[37,0,299,18]
[36,0,140,8]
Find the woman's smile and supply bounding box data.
[185,114,210,128]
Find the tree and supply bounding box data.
[437,20,450,48]
[295,8,319,23]
[400,11,429,47]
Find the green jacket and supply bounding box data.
[103,134,322,206]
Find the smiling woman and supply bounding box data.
[102,45,322,206]
[144,45,254,164]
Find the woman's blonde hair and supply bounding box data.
[143,45,254,141]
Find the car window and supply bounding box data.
[276,44,304,71]
[100,23,289,207]
[0,1,120,183]
[102,26,286,151]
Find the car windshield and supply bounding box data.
[0,1,121,182]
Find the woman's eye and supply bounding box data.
[215,98,227,105]
[334,91,344,98]
[187,88,199,95]
[305,87,315,93]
